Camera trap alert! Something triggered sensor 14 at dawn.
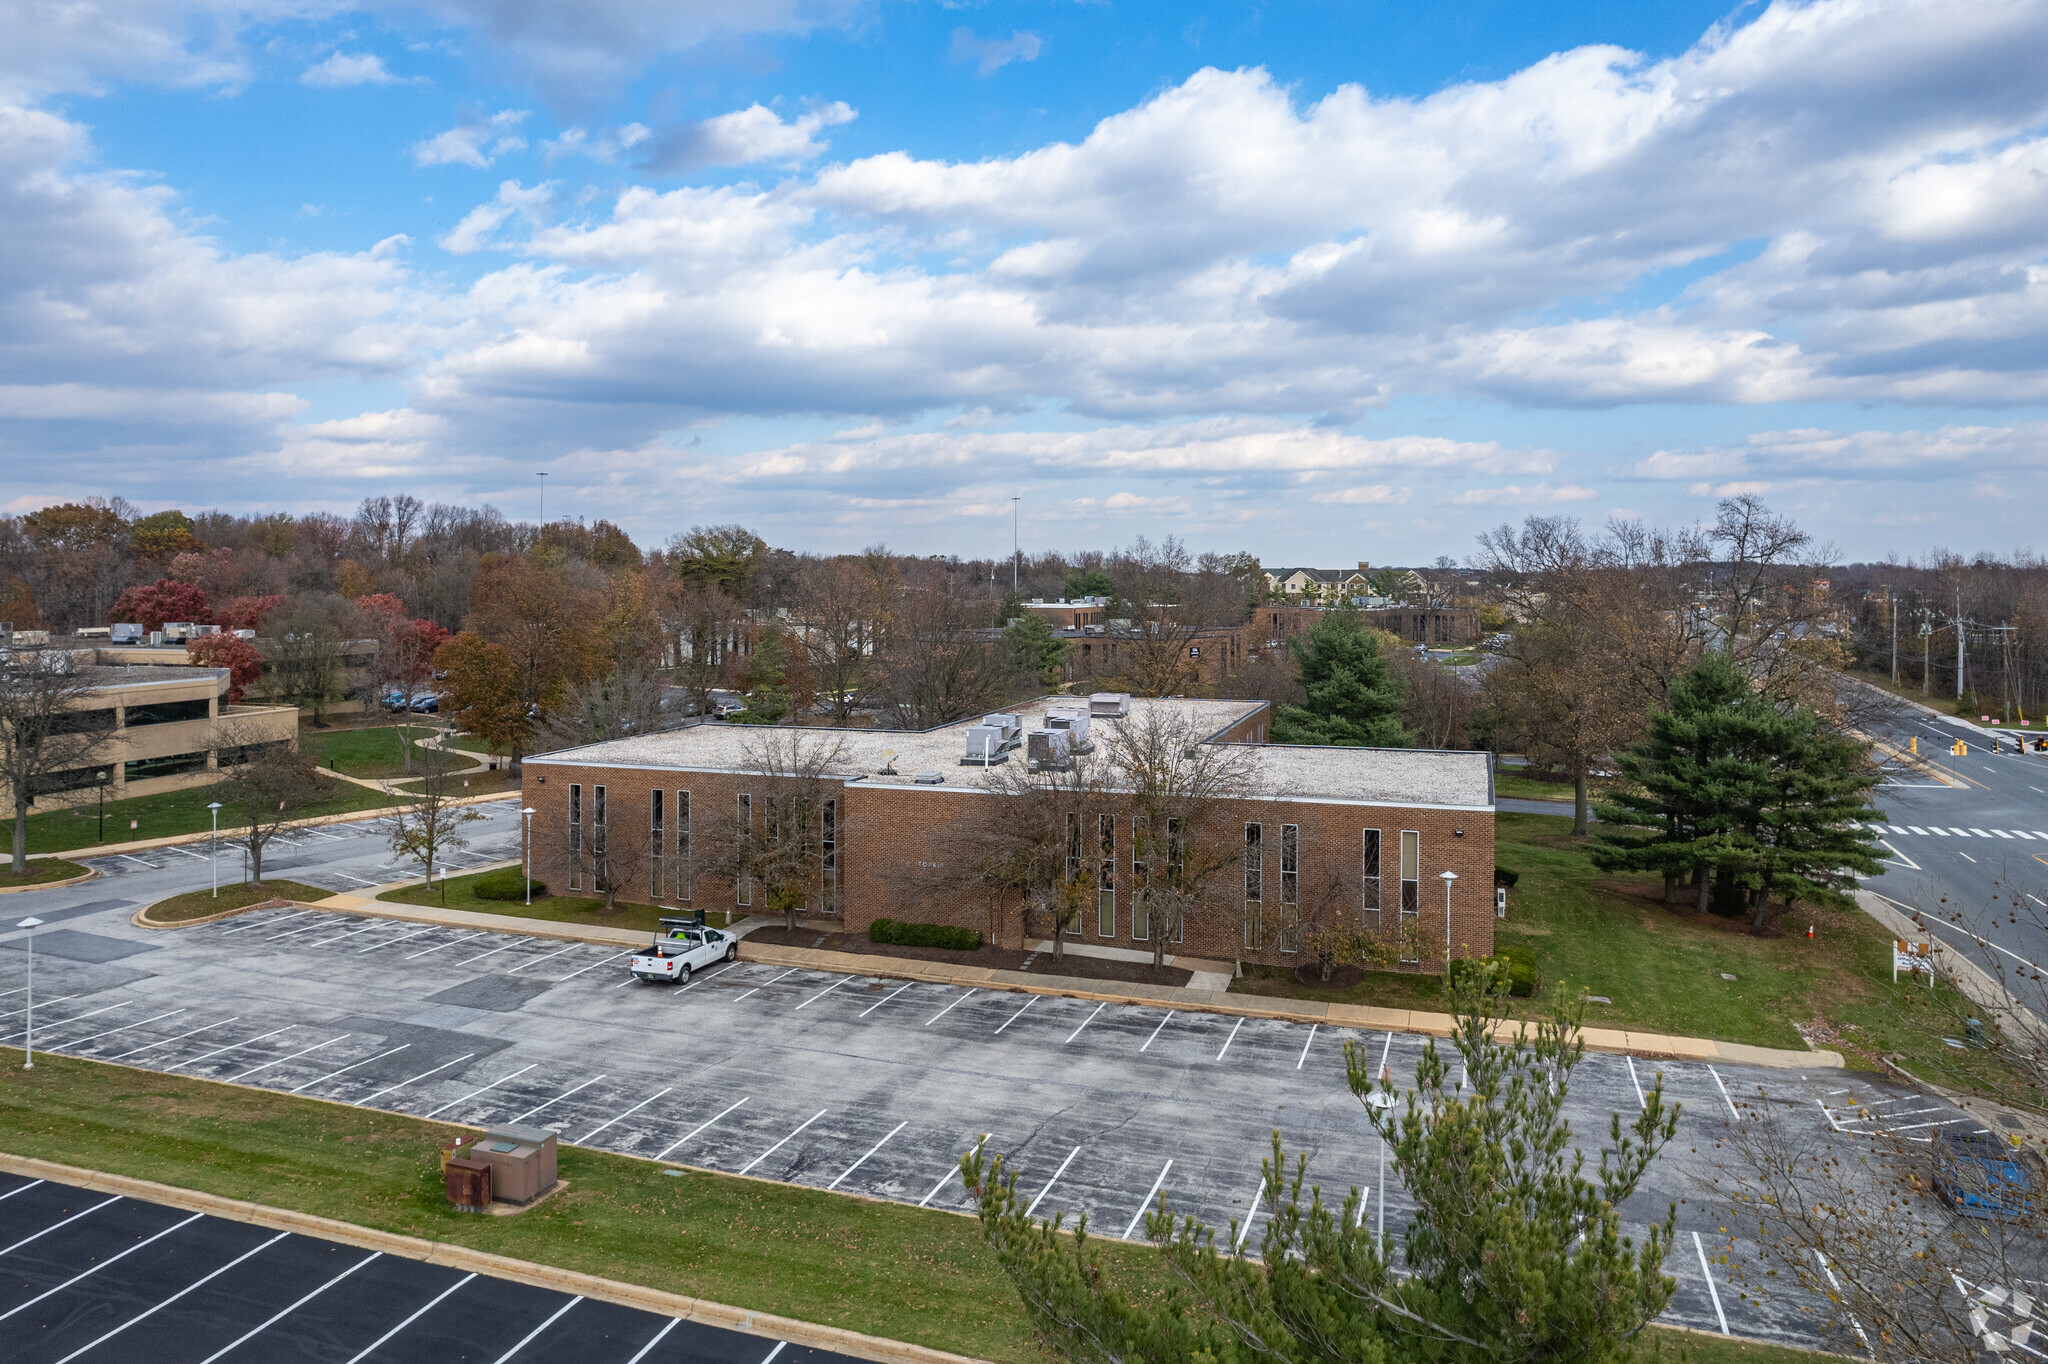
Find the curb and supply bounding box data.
[0,1151,992,1364]
[0,862,99,895]
[132,895,290,930]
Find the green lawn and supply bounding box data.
[1,780,402,854]
[0,1051,1830,1364]
[376,866,744,931]
[0,857,92,888]
[301,725,446,780]
[142,879,335,923]
[1232,812,2048,1107]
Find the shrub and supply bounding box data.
[868,917,982,951]
[1449,947,1537,998]
[474,868,546,901]
[1493,866,1520,889]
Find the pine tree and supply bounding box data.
[1272,607,1409,747]
[963,965,1680,1364]
[1739,709,1886,927]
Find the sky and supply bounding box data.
[4,0,2047,565]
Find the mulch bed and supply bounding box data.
[1293,962,1364,989]
[746,925,1195,988]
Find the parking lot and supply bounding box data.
[0,1173,858,1363]
[1,899,1984,1354]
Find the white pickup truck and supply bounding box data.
[629,918,739,984]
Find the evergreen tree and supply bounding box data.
[1004,612,1070,689]
[963,965,1680,1364]
[747,623,790,723]
[1272,607,1408,747]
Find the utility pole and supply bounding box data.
[1009,496,1020,594]
[537,471,548,543]
[1956,586,1966,702]
[1921,619,1932,697]
[1885,585,1897,685]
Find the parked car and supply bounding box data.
[380,691,410,712]
[1932,1128,2033,1221]
[410,694,440,714]
[629,918,739,984]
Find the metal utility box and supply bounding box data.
[980,713,1022,743]
[445,1157,491,1211]
[1027,729,1072,770]
[1044,706,1092,750]
[471,1124,558,1204]
[110,623,144,644]
[1089,692,1131,718]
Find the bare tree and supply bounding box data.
[212,724,326,885]
[1099,704,1261,968]
[0,654,123,874]
[383,746,483,903]
[696,730,852,931]
[657,577,746,717]
[533,664,666,753]
[792,557,886,726]
[871,584,1001,730]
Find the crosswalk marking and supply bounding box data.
[1871,825,2048,841]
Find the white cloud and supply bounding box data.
[1449,484,1598,506]
[638,102,855,173]
[949,28,1042,76]
[543,123,649,164]
[438,180,553,254]
[300,52,406,87]
[413,110,530,169]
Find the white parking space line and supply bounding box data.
[1707,1065,1741,1122]
[342,1272,477,1364]
[504,943,579,976]
[0,992,79,1021]
[828,1121,908,1190]
[0,1180,43,1203]
[452,939,521,968]
[1140,1011,1174,1051]
[924,989,976,1026]
[405,930,479,960]
[676,963,733,994]
[167,1024,297,1072]
[0,1196,121,1259]
[554,949,635,983]
[1235,1186,1263,1252]
[732,968,801,1002]
[1024,1145,1083,1218]
[580,1087,674,1144]
[0,1212,204,1324]
[1377,1031,1394,1080]
[1627,1057,1646,1110]
[359,1052,476,1105]
[1064,1003,1108,1044]
[423,1063,538,1119]
[196,1252,383,1364]
[359,927,434,953]
[327,871,383,888]
[1296,1024,1318,1070]
[117,854,155,868]
[760,1345,787,1364]
[794,978,850,1011]
[108,1016,239,1061]
[49,1231,289,1364]
[738,1109,828,1176]
[1216,1017,1245,1061]
[304,921,401,949]
[490,1296,582,1364]
[918,1156,968,1208]
[507,1074,607,1125]
[623,1318,682,1364]
[1122,1160,1174,1240]
[0,999,130,1043]
[857,983,915,1018]
[230,1033,350,1082]
[656,1097,749,1160]
[994,996,1038,1034]
[1960,851,1978,863]
[290,1043,411,1094]
[168,845,210,861]
[1693,1232,1730,1334]
[269,918,347,942]
[223,910,314,935]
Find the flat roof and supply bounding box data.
[529,697,1493,809]
[71,665,229,694]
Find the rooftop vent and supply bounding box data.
[1089,692,1131,719]
[913,771,945,785]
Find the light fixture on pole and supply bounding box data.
[208,802,222,897]
[522,806,537,905]
[1366,1082,1397,1242]
[1009,496,1020,593]
[16,917,44,1068]
[1440,870,1458,965]
[95,770,108,843]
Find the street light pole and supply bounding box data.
[522,806,536,905]
[17,916,43,1068]
[207,801,222,897]
[1366,1085,1396,1242]
[95,770,107,843]
[1009,496,1020,594]
[1883,586,1896,685]
[1440,870,1458,966]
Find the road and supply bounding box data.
[0,804,1984,1356]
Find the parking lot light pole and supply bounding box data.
[208,802,222,897]
[95,770,107,842]
[522,806,536,905]
[16,917,43,1068]
[1440,870,1458,965]
[1366,1086,1396,1241]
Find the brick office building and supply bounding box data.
[522,698,1496,972]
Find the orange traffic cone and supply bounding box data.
[1807,924,1814,939]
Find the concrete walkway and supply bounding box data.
[300,883,1842,1070]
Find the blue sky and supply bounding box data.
[7,0,2048,563]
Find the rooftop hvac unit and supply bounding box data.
[1043,705,1092,750]
[233,629,257,640]
[147,631,164,647]
[913,771,945,785]
[110,623,144,644]
[1089,692,1131,719]
[162,622,198,642]
[961,725,1012,766]
[980,713,1023,743]
[1027,728,1073,771]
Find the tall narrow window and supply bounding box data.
[1277,824,1300,953]
[1097,813,1116,937]
[737,792,753,907]
[1065,812,1083,937]
[1131,815,1150,941]
[1398,829,1420,963]
[650,790,665,898]
[821,798,838,914]
[676,790,692,901]
[1360,829,1382,931]
[1243,822,1263,950]
[592,785,608,894]
[568,783,582,890]
[1167,817,1184,942]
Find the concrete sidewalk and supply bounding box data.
[299,886,1842,1071]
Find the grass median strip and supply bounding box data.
[0,858,92,889]
[141,880,336,924]
[1,782,404,855]
[0,1049,1823,1364]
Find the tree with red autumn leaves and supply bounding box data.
[214,594,289,632]
[186,633,264,703]
[112,578,209,632]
